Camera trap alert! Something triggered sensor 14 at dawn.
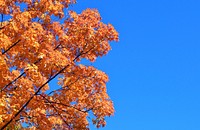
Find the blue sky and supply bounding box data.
[68,0,200,130]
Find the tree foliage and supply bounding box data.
[0,0,118,129]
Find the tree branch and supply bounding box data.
[48,68,95,95]
[1,40,21,55]
[39,94,71,128]
[47,77,80,95]
[1,42,94,129]
[0,58,42,92]
[41,94,90,113]
[0,71,25,92]
[0,64,69,130]
[1,40,59,92]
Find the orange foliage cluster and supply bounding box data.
[0,0,118,129]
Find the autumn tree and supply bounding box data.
[0,0,118,129]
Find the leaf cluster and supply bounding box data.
[0,0,118,129]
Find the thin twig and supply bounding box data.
[39,94,71,127]
[2,40,21,55]
[47,77,80,95]
[41,94,89,113]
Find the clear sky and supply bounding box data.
[67,0,200,130]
